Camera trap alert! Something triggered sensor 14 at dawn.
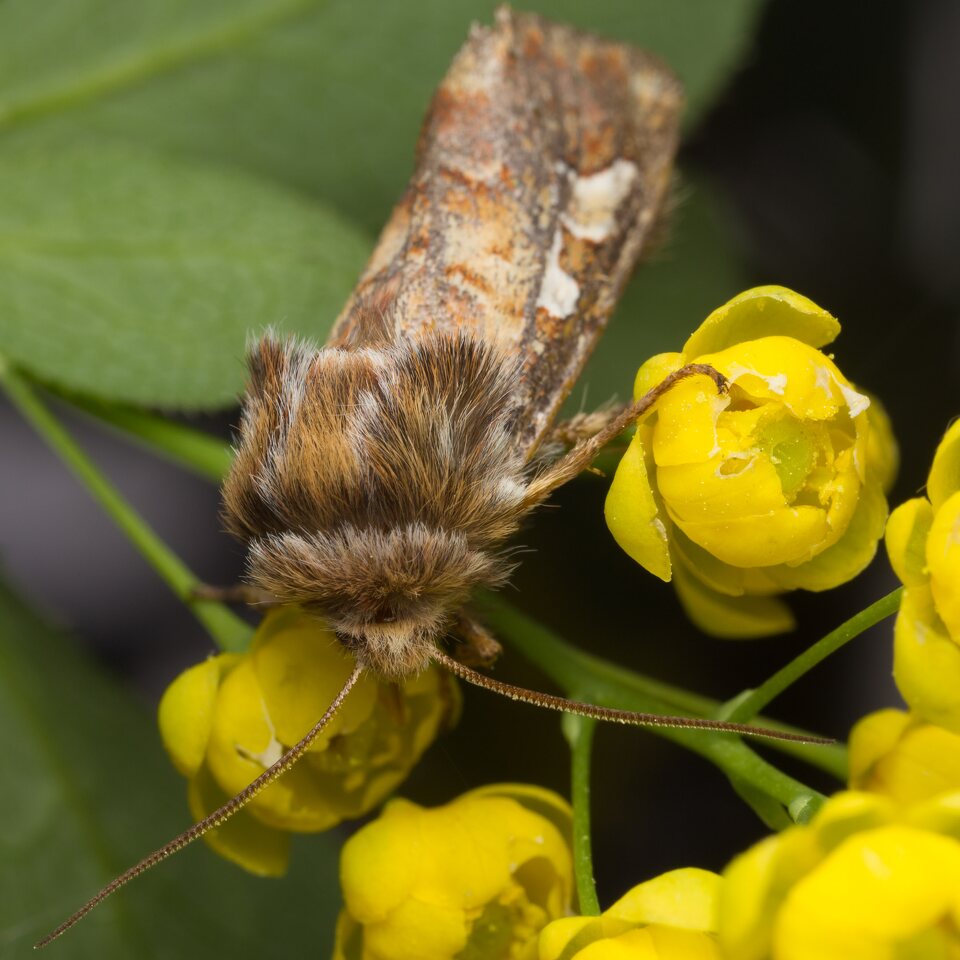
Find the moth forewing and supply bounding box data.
[329,9,683,454]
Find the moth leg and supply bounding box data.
[546,402,627,449]
[190,583,278,608]
[524,363,726,505]
[450,611,503,668]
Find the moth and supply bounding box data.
[40,9,827,948]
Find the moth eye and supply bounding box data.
[370,602,398,624]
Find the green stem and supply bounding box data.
[564,715,600,916]
[725,587,903,724]
[477,593,846,781]
[478,594,827,823]
[596,681,824,823]
[62,391,233,483]
[0,364,251,652]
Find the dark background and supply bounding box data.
[2,0,958,917]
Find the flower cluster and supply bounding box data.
[605,286,896,637]
[334,785,573,960]
[158,606,458,875]
[885,420,960,731]
[714,423,960,959]
[152,290,960,958]
[334,782,960,960]
[320,407,960,958]
[718,790,960,958]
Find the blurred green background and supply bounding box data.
[1,0,958,956]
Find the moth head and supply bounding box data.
[246,523,512,677]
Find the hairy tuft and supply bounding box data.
[222,331,530,673]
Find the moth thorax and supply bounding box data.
[246,522,513,678]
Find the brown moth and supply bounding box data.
[39,9,828,948]
[221,6,683,677]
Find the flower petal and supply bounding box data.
[810,791,895,852]
[340,798,422,923]
[847,708,913,789]
[158,653,240,777]
[773,827,960,960]
[606,868,720,932]
[894,585,960,733]
[574,926,719,959]
[251,607,378,748]
[673,559,795,639]
[605,431,671,582]
[634,352,686,400]
[885,497,935,588]
[719,829,817,960]
[762,476,886,592]
[333,910,363,960]
[363,898,470,960]
[187,763,289,877]
[205,656,346,831]
[674,502,831,568]
[849,710,960,805]
[927,490,960,638]
[905,791,960,843]
[537,916,595,960]
[464,783,573,849]
[703,337,860,422]
[682,286,840,358]
[649,376,726,467]
[657,455,786,527]
[928,419,960,512]
[669,530,788,599]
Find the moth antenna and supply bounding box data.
[35,663,365,950]
[524,362,727,504]
[432,650,833,746]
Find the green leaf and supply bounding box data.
[0,583,341,957]
[0,0,762,409]
[62,392,234,482]
[0,0,318,129]
[0,141,370,408]
[4,0,764,234]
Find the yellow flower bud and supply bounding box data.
[719,790,960,959]
[605,286,895,638]
[886,421,960,732]
[538,869,722,960]
[157,606,459,876]
[849,708,960,805]
[334,784,573,960]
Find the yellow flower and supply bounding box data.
[886,420,960,732]
[158,606,458,876]
[605,286,895,638]
[539,869,721,960]
[719,790,960,959]
[334,784,573,960]
[849,708,960,806]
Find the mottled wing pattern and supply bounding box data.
[329,8,683,455]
